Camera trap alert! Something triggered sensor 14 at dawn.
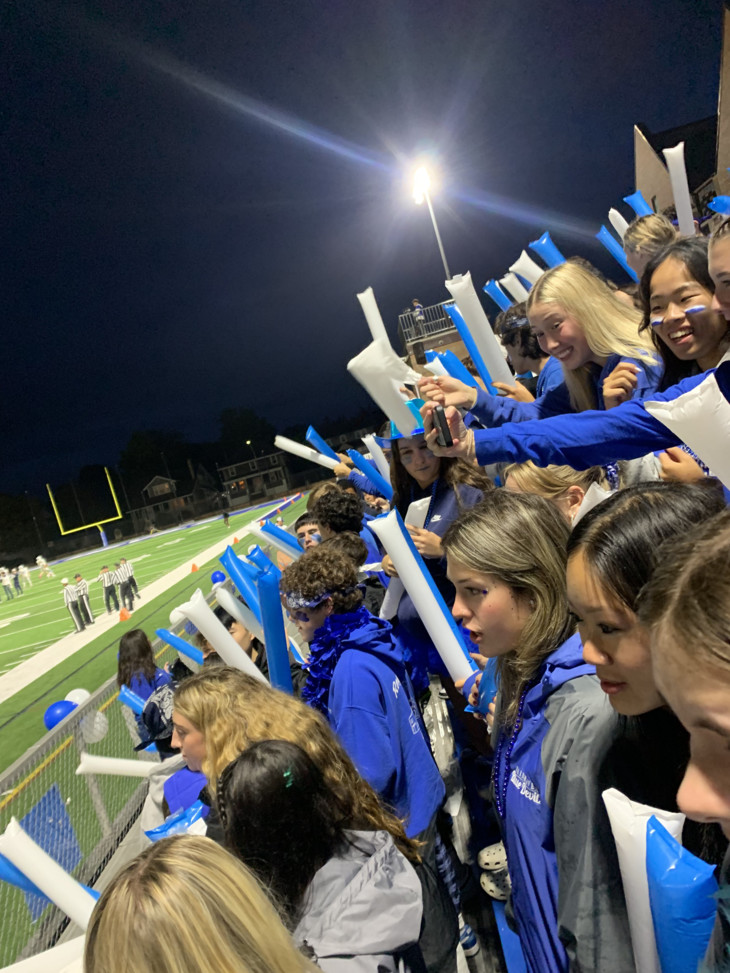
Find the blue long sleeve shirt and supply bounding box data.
[468,353,663,429]
[472,367,715,470]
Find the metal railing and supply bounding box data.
[0,533,299,967]
[398,301,456,346]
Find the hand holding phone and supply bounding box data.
[433,405,453,448]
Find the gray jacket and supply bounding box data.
[294,829,424,973]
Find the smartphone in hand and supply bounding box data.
[433,405,453,448]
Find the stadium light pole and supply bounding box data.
[245,439,256,461]
[413,166,451,280]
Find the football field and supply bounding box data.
[0,495,307,772]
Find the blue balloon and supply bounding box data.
[43,699,77,731]
[596,225,639,282]
[708,196,730,215]
[623,190,654,217]
[528,231,566,268]
[483,279,512,311]
[210,570,226,584]
[646,815,718,973]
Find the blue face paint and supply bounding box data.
[651,305,706,328]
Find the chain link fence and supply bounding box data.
[0,599,211,966]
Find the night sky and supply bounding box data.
[4,0,722,495]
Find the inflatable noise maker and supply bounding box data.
[498,272,530,303]
[596,224,639,282]
[368,510,478,683]
[171,588,268,684]
[357,285,390,344]
[219,546,263,624]
[76,752,158,778]
[247,545,294,693]
[528,231,566,268]
[483,279,512,312]
[708,195,730,216]
[346,449,394,502]
[0,935,85,973]
[602,788,685,973]
[305,425,341,464]
[424,349,476,389]
[156,628,205,666]
[274,435,339,471]
[250,518,303,560]
[608,207,630,241]
[214,585,265,644]
[445,271,513,387]
[624,190,654,217]
[443,304,497,396]
[662,142,697,238]
[645,359,730,492]
[348,338,423,437]
[508,250,544,286]
[0,818,98,931]
[361,434,391,483]
[219,545,295,691]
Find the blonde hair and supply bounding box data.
[623,213,678,256]
[442,492,574,726]
[527,262,656,411]
[503,461,609,501]
[173,668,420,861]
[84,835,315,973]
[638,508,730,673]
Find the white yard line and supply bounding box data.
[0,506,285,704]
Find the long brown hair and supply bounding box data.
[390,435,492,517]
[116,629,157,687]
[442,492,574,727]
[173,668,421,862]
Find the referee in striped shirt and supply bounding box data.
[96,565,119,614]
[74,572,94,625]
[114,561,134,612]
[61,578,85,633]
[120,557,139,599]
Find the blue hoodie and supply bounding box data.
[471,364,720,470]
[311,606,445,838]
[494,633,617,973]
[468,352,662,429]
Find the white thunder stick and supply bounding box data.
[508,250,544,285]
[0,819,97,931]
[444,272,513,386]
[662,142,696,238]
[76,753,157,778]
[369,511,474,682]
[171,589,267,682]
[274,436,339,470]
[361,434,391,482]
[608,208,629,240]
[357,286,390,343]
[499,272,530,303]
[215,585,266,644]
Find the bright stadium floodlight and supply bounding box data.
[412,165,451,280]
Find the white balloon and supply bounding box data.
[64,688,91,705]
[79,711,108,745]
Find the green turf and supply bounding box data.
[0,496,307,773]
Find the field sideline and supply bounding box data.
[0,495,308,773]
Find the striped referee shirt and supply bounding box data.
[96,572,115,588]
[115,563,132,582]
[75,579,89,598]
[63,585,79,605]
